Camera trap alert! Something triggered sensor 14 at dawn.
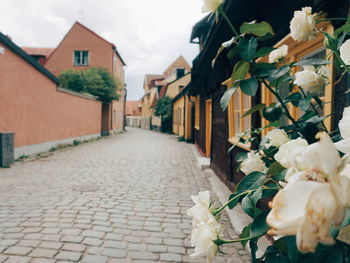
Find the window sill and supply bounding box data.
[74,64,89,66]
[194,126,200,130]
[228,137,251,151]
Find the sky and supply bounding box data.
[0,0,205,100]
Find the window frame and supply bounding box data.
[73,50,89,66]
[261,22,334,133]
[224,79,252,151]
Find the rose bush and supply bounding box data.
[188,4,350,263]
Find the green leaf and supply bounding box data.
[267,162,285,177]
[220,85,238,111]
[251,211,269,236]
[227,192,243,209]
[238,37,258,61]
[250,188,263,206]
[232,60,250,82]
[274,169,287,181]
[252,62,276,77]
[263,106,283,122]
[239,224,252,248]
[334,24,350,37]
[240,21,275,37]
[242,194,261,218]
[254,47,275,58]
[293,59,330,67]
[240,78,259,96]
[267,66,290,82]
[323,32,338,51]
[242,103,266,117]
[227,46,238,59]
[212,38,236,67]
[237,171,266,192]
[284,93,302,107]
[236,152,248,162]
[299,97,311,111]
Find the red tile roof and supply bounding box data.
[22,47,55,57]
[145,74,164,86]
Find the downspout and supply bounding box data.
[123,86,127,131]
[183,95,186,139]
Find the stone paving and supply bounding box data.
[0,128,250,263]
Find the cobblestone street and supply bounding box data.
[0,128,249,263]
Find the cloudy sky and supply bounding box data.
[0,0,205,100]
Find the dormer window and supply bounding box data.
[176,68,185,79]
[74,50,89,66]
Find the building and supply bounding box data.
[188,0,349,188]
[125,101,142,128]
[44,21,126,134]
[172,84,194,141]
[0,32,102,159]
[22,47,54,65]
[141,56,191,131]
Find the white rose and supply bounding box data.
[290,7,317,42]
[269,45,288,63]
[267,181,344,253]
[265,129,290,147]
[294,67,327,94]
[190,216,220,263]
[240,151,267,175]
[335,106,350,153]
[340,39,350,65]
[274,137,308,168]
[187,191,212,228]
[202,0,223,13]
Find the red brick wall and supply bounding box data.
[0,44,102,148]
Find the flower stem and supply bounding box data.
[298,87,329,132]
[212,190,252,216]
[218,6,239,37]
[215,236,261,245]
[262,80,298,127]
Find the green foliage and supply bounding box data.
[59,67,121,103]
[154,96,173,121]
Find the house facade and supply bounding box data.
[141,56,191,131]
[44,21,126,134]
[0,32,102,160]
[125,101,142,128]
[189,0,349,188]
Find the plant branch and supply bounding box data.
[298,87,329,132]
[262,80,298,127]
[212,190,252,216]
[215,235,261,245]
[218,6,239,37]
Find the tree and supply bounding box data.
[154,96,173,121]
[58,67,121,103]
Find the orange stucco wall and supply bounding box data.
[0,45,102,147]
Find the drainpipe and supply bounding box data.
[123,86,127,131]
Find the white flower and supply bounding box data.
[265,129,289,147]
[274,137,308,168]
[290,7,317,42]
[269,45,288,63]
[201,0,223,13]
[335,107,350,153]
[240,151,267,175]
[267,181,344,253]
[294,67,327,94]
[267,133,347,253]
[190,216,220,263]
[187,191,212,228]
[340,39,350,65]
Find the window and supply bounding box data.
[225,79,251,150]
[74,50,89,66]
[261,22,334,131]
[176,68,185,79]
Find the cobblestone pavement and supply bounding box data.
[0,128,250,263]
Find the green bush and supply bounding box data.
[154,96,173,121]
[58,67,121,103]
